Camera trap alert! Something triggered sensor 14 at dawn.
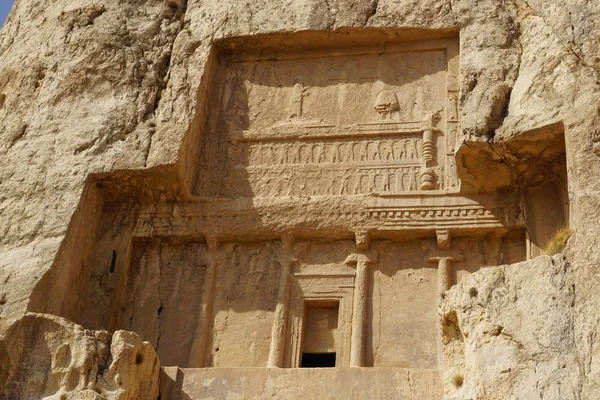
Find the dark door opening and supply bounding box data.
[301,353,336,368]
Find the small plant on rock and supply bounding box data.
[452,374,464,388]
[544,226,571,255]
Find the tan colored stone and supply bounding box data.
[160,366,442,399]
[1,0,600,398]
[0,313,159,400]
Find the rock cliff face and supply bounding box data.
[1,0,600,399]
[0,314,159,399]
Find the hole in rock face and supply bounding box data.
[301,353,336,368]
[135,353,143,364]
[109,251,116,273]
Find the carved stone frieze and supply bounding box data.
[194,38,460,199]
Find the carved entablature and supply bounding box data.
[194,38,460,199]
[131,194,525,240]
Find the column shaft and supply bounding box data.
[438,257,451,297]
[187,259,218,368]
[350,260,368,367]
[267,262,291,367]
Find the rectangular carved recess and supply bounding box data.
[194,32,460,199]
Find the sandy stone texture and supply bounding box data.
[0,313,159,399]
[1,0,600,399]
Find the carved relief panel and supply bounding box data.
[195,38,460,198]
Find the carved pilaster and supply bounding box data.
[345,251,378,367]
[267,235,295,367]
[187,238,222,367]
[428,255,464,298]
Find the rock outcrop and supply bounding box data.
[0,314,159,400]
[1,0,600,399]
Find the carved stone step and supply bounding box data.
[160,367,442,399]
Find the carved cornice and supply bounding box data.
[131,195,524,240]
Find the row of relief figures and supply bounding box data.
[198,164,459,197]
[226,136,427,167]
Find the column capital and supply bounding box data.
[206,235,220,251]
[436,229,451,249]
[345,250,378,265]
[428,254,464,264]
[281,233,295,251]
[354,230,371,250]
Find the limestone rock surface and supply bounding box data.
[0,313,159,400]
[1,0,600,399]
[442,255,579,399]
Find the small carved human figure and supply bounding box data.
[406,139,417,160]
[352,142,361,162]
[331,142,341,163]
[318,144,327,163]
[367,141,380,161]
[340,173,351,195]
[227,144,242,166]
[448,158,459,188]
[312,144,323,164]
[395,173,403,191]
[447,128,457,154]
[323,143,333,163]
[286,143,297,164]
[448,94,458,120]
[248,145,259,165]
[388,173,396,192]
[299,144,310,164]
[271,175,283,196]
[392,140,405,160]
[258,144,268,165]
[360,175,370,194]
[380,140,393,161]
[289,77,310,119]
[342,142,352,163]
[266,144,276,165]
[402,172,412,191]
[275,143,286,165]
[329,174,340,195]
[359,142,369,161]
[374,174,384,192]
[412,167,420,189]
[353,176,361,194]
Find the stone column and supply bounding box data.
[346,248,377,367]
[429,255,464,298]
[187,237,220,368]
[428,254,463,369]
[351,258,368,367]
[267,236,295,367]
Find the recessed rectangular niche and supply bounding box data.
[192,30,460,198]
[301,300,339,367]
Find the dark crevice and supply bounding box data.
[109,250,116,273]
[365,0,379,25]
[156,301,163,352]
[323,0,335,29]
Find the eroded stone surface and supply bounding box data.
[0,0,599,399]
[0,313,159,400]
[160,366,442,399]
